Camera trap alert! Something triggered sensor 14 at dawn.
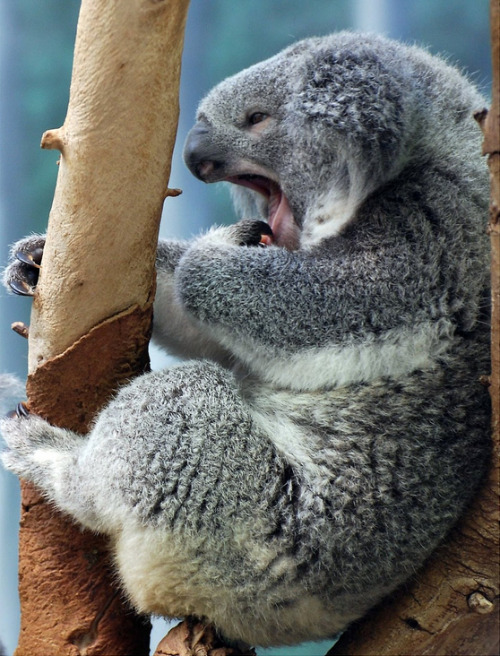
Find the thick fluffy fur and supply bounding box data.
[1,32,491,647]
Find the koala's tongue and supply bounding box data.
[267,186,299,249]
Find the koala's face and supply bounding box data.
[183,53,304,249]
[183,34,413,248]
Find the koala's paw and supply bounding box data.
[228,219,274,247]
[0,413,77,487]
[2,234,45,296]
[1,414,49,483]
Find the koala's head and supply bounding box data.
[184,32,484,248]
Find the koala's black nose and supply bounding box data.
[183,122,225,182]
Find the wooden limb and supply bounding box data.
[29,0,190,371]
[15,1,190,654]
[326,479,499,656]
[328,2,500,654]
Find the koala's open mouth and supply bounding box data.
[226,174,300,250]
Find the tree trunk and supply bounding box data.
[15,1,189,654]
[327,2,499,654]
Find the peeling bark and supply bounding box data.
[26,305,152,433]
[15,0,190,654]
[327,2,499,655]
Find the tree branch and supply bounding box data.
[15,1,190,654]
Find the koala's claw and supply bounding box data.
[16,248,42,268]
[3,235,45,296]
[16,401,30,418]
[9,279,35,296]
[6,402,30,419]
[9,247,43,294]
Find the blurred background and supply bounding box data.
[0,1,492,654]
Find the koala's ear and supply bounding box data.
[288,55,350,135]
[292,47,406,165]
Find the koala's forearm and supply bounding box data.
[153,239,233,364]
[175,231,433,352]
[153,268,234,365]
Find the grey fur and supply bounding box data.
[0,32,491,647]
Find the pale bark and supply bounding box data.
[16,1,190,654]
[327,2,499,654]
[29,0,188,371]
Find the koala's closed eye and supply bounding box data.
[247,111,270,129]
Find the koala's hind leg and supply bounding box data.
[1,360,275,539]
[0,413,92,523]
[84,360,273,531]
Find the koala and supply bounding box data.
[0,32,491,648]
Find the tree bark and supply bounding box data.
[14,1,190,654]
[327,2,499,655]
[153,619,256,656]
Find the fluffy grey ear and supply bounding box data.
[0,374,25,415]
[293,45,405,153]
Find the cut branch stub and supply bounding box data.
[41,127,66,152]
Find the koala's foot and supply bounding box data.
[3,234,45,296]
[6,401,30,419]
[0,413,82,488]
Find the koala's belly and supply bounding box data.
[113,524,222,619]
[111,523,351,646]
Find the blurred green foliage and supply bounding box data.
[6,1,79,228]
